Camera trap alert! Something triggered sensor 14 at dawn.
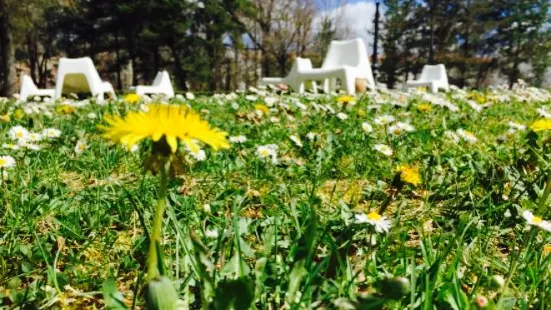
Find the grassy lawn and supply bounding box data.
[1,87,551,309]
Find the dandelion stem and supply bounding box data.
[147,160,170,281]
[497,228,537,308]
[536,171,551,214]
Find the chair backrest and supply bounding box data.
[21,75,38,92]
[56,57,104,95]
[321,38,369,69]
[151,71,163,86]
[420,64,447,82]
[156,71,172,87]
[290,58,313,75]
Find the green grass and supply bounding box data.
[1,89,551,309]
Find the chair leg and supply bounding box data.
[323,79,330,93]
[311,81,318,94]
[345,74,356,95]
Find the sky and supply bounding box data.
[315,0,383,54]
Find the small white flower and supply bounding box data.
[231,102,239,110]
[245,95,258,102]
[9,126,29,142]
[374,115,396,125]
[87,112,97,119]
[257,145,278,164]
[508,121,526,131]
[374,144,393,156]
[396,122,415,132]
[336,112,348,120]
[203,204,211,213]
[189,149,207,161]
[444,131,460,143]
[504,209,512,218]
[74,140,87,155]
[457,129,478,143]
[362,122,373,134]
[388,125,403,136]
[522,210,551,232]
[205,229,219,238]
[355,212,391,233]
[264,96,278,107]
[0,155,16,169]
[289,135,303,147]
[269,116,280,123]
[21,142,41,150]
[185,92,195,100]
[42,128,61,139]
[229,135,247,144]
[537,107,551,118]
[28,132,42,142]
[306,132,317,141]
[2,143,20,150]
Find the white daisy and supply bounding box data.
[189,149,207,161]
[374,144,393,156]
[355,212,391,233]
[362,122,373,134]
[185,92,195,100]
[74,140,87,155]
[522,210,551,232]
[229,135,247,144]
[374,115,396,125]
[396,122,415,132]
[42,128,62,139]
[8,126,29,141]
[257,145,278,164]
[457,129,478,143]
[21,142,41,151]
[537,107,551,118]
[507,121,526,131]
[28,132,42,142]
[205,229,219,238]
[306,132,317,141]
[2,143,20,150]
[245,95,258,102]
[289,135,303,148]
[0,155,16,169]
[388,125,404,136]
[444,130,460,143]
[336,112,348,120]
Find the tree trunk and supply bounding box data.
[115,33,122,89]
[0,0,17,97]
[169,43,187,91]
[428,0,435,64]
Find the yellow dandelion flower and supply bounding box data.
[543,244,551,256]
[530,119,551,132]
[124,93,141,104]
[100,103,229,153]
[417,103,432,112]
[254,104,270,115]
[337,95,356,105]
[14,109,24,120]
[396,164,421,186]
[56,105,77,115]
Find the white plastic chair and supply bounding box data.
[405,64,449,93]
[311,38,376,94]
[55,57,115,101]
[132,70,175,98]
[19,74,55,100]
[260,58,318,93]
